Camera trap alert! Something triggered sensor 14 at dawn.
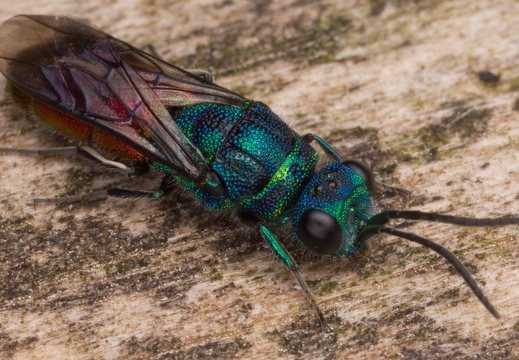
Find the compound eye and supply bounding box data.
[299,209,342,255]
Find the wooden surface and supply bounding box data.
[1,1,519,359]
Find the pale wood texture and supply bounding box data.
[1,1,519,359]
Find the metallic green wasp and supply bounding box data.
[0,15,516,326]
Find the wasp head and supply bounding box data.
[292,161,375,257]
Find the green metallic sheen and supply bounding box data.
[260,225,293,268]
[168,101,375,258]
[152,163,173,173]
[239,138,319,222]
[173,102,318,224]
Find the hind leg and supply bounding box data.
[34,174,177,204]
[0,145,149,177]
[0,146,77,155]
[2,146,180,203]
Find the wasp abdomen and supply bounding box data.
[10,84,145,161]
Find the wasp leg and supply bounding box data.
[34,174,176,204]
[34,190,113,204]
[0,145,149,177]
[106,174,177,199]
[186,69,214,83]
[34,188,161,204]
[0,146,77,155]
[259,225,328,329]
[302,133,343,162]
[76,146,149,177]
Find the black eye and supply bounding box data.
[299,209,342,255]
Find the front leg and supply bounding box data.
[302,133,343,162]
[259,225,327,327]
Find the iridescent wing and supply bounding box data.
[0,14,246,183]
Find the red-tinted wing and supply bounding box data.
[0,15,245,181]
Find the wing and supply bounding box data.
[0,14,246,184]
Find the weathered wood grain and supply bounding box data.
[1,1,518,359]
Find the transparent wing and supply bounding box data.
[0,15,246,182]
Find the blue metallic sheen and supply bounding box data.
[173,101,374,257]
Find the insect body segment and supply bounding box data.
[10,85,146,162]
[174,101,318,222]
[2,15,518,326]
